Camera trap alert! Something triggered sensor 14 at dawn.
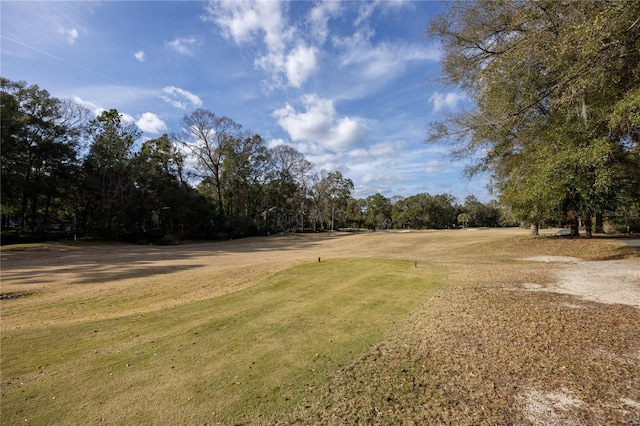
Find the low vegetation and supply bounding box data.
[1,229,638,424]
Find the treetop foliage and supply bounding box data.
[2,77,508,242]
[428,0,640,236]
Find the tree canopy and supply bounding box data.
[428,0,640,236]
[6,68,633,244]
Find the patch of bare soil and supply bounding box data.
[522,256,640,308]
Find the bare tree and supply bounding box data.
[176,109,242,217]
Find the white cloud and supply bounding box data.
[160,86,203,110]
[361,172,403,185]
[119,112,136,125]
[134,50,146,62]
[254,51,286,90]
[286,44,318,88]
[204,0,291,51]
[424,159,448,174]
[253,43,319,90]
[307,1,341,44]
[429,92,466,112]
[72,96,104,116]
[354,0,411,27]
[354,1,378,27]
[167,36,200,56]
[267,138,288,149]
[335,32,440,81]
[204,0,323,90]
[205,1,430,91]
[58,27,78,44]
[273,94,369,152]
[348,140,405,162]
[136,112,167,134]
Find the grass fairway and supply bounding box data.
[2,229,638,425]
[1,258,441,425]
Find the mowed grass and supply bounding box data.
[2,229,637,425]
[1,258,442,425]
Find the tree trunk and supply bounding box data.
[584,213,592,238]
[570,215,580,237]
[529,222,539,236]
[595,213,604,233]
[331,202,335,231]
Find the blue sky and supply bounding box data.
[1,0,490,201]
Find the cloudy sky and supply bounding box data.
[1,0,490,201]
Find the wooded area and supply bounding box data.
[2,1,639,243]
[428,0,640,236]
[1,77,507,243]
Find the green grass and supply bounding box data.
[1,258,442,425]
[0,242,47,251]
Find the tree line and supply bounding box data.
[1,77,508,244]
[4,2,640,243]
[428,0,640,236]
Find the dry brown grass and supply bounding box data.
[2,229,638,425]
[276,232,640,425]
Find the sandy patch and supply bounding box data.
[518,388,585,426]
[523,257,640,308]
[621,398,640,410]
[524,256,581,262]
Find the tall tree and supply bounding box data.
[130,134,189,239]
[428,0,640,236]
[1,78,89,235]
[266,144,313,232]
[364,193,391,231]
[392,193,458,229]
[176,109,242,219]
[324,171,353,231]
[220,133,270,235]
[344,197,367,229]
[82,109,141,238]
[392,193,431,229]
[309,170,354,231]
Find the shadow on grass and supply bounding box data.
[0,234,350,286]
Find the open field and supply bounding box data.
[1,229,639,424]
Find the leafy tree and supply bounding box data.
[1,78,89,235]
[130,134,193,240]
[309,170,354,231]
[220,133,270,236]
[428,0,640,236]
[364,193,391,231]
[325,171,354,231]
[430,193,458,228]
[392,193,458,229]
[457,213,470,228]
[265,144,313,232]
[463,195,500,227]
[344,197,367,229]
[392,193,430,229]
[82,109,141,239]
